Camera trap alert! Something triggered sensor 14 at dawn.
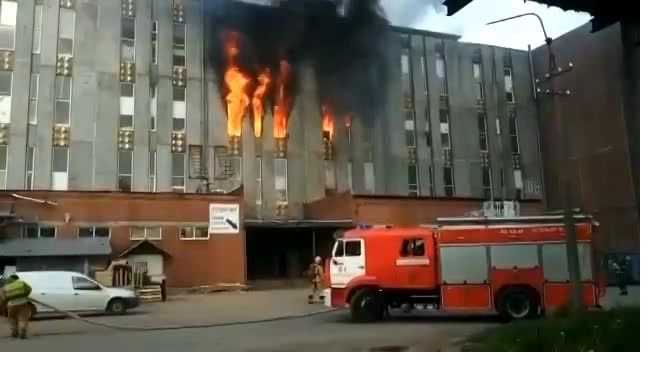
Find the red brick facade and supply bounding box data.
[0,191,245,288]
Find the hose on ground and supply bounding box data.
[27,298,341,332]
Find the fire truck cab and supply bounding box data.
[323,215,603,322]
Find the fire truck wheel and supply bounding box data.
[350,288,385,322]
[497,286,539,320]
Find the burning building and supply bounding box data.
[0,0,544,286]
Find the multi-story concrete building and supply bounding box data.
[0,0,543,286]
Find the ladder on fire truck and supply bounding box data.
[432,212,598,227]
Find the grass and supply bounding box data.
[462,307,640,352]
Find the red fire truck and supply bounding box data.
[323,214,605,322]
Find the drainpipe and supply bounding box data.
[201,0,210,192]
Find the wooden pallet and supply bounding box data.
[138,286,162,302]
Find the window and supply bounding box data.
[333,240,345,257]
[443,166,454,197]
[405,119,415,148]
[78,226,110,238]
[0,144,6,189]
[478,112,488,152]
[428,165,435,197]
[32,4,43,53]
[51,147,69,190]
[400,239,425,257]
[509,115,520,154]
[274,158,288,203]
[173,23,186,67]
[172,152,185,192]
[407,163,418,196]
[344,241,361,257]
[0,70,11,124]
[150,85,157,131]
[482,167,492,200]
[41,226,56,238]
[179,225,209,240]
[347,161,353,192]
[72,276,100,290]
[256,156,262,205]
[0,70,11,96]
[57,8,75,55]
[401,50,410,74]
[121,17,135,62]
[473,63,483,102]
[130,226,162,240]
[0,0,17,50]
[25,146,35,190]
[364,162,375,194]
[118,150,132,192]
[151,21,158,64]
[435,53,445,79]
[188,145,202,179]
[28,74,39,124]
[149,150,156,192]
[120,82,134,129]
[504,68,515,103]
[54,76,72,125]
[173,87,186,131]
[440,109,450,149]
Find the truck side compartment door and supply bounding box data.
[395,236,435,289]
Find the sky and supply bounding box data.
[381,0,592,50]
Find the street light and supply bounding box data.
[487,13,583,310]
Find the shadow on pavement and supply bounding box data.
[321,310,502,325]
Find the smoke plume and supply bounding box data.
[206,0,392,135]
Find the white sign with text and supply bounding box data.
[209,203,240,234]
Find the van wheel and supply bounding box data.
[497,287,539,320]
[107,299,127,315]
[350,288,384,322]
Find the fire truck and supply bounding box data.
[322,214,604,322]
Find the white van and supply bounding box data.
[1,271,139,317]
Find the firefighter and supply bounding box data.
[1,274,33,339]
[307,256,325,304]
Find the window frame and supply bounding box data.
[178,225,210,241]
[25,146,35,190]
[54,76,72,126]
[151,20,158,64]
[171,152,186,193]
[129,226,162,241]
[504,67,515,103]
[0,144,7,189]
[0,69,12,97]
[0,0,18,50]
[172,23,186,67]
[120,16,136,63]
[78,226,111,238]
[32,4,43,54]
[117,150,133,192]
[28,74,39,125]
[149,150,157,192]
[400,238,426,257]
[57,8,76,56]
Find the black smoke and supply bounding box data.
[206,0,392,131]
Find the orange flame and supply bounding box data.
[224,32,251,137]
[322,105,335,141]
[252,69,272,138]
[273,60,292,139]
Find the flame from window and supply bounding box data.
[273,60,292,139]
[322,105,335,141]
[252,69,272,138]
[224,31,251,137]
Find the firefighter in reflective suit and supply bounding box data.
[307,256,325,304]
[0,274,33,339]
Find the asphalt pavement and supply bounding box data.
[0,310,496,352]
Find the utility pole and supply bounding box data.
[487,13,583,309]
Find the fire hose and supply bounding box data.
[24,297,340,333]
